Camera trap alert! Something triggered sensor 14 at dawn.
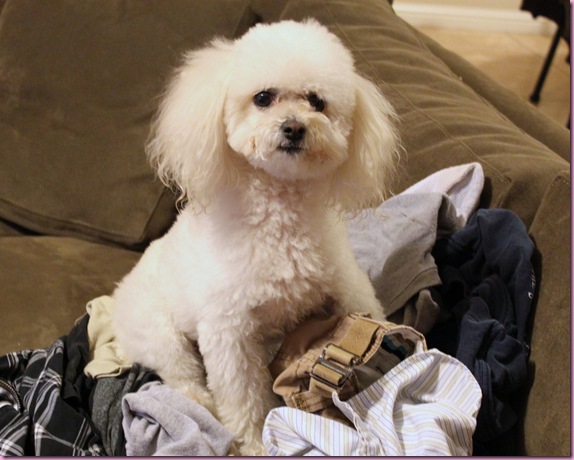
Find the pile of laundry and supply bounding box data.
[0,297,235,456]
[0,163,535,456]
[345,162,535,456]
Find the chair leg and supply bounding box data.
[530,26,563,104]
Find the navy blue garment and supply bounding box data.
[427,209,536,455]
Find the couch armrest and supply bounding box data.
[522,171,571,455]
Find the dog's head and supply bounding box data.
[148,19,399,211]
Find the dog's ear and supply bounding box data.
[331,75,399,211]
[147,38,235,210]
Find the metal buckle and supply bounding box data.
[309,344,359,391]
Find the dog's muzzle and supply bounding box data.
[279,119,305,154]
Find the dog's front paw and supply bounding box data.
[368,307,386,322]
[183,386,217,417]
[239,438,267,456]
[356,298,387,322]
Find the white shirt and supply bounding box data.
[263,349,482,456]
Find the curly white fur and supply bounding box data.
[112,19,399,455]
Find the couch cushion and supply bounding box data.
[0,236,141,355]
[0,0,257,248]
[279,0,569,230]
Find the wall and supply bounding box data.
[395,0,521,9]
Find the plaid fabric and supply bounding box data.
[0,316,104,456]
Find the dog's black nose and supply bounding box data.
[281,119,306,143]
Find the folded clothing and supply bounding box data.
[122,381,234,456]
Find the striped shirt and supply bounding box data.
[263,349,481,456]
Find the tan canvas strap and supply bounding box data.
[309,317,380,395]
[271,313,427,416]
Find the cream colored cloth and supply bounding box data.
[84,295,132,379]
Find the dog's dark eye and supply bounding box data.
[253,91,274,108]
[308,93,325,112]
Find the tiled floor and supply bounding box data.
[419,27,571,128]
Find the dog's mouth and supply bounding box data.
[278,144,303,155]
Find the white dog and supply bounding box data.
[113,19,398,455]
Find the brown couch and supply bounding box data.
[0,0,570,456]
